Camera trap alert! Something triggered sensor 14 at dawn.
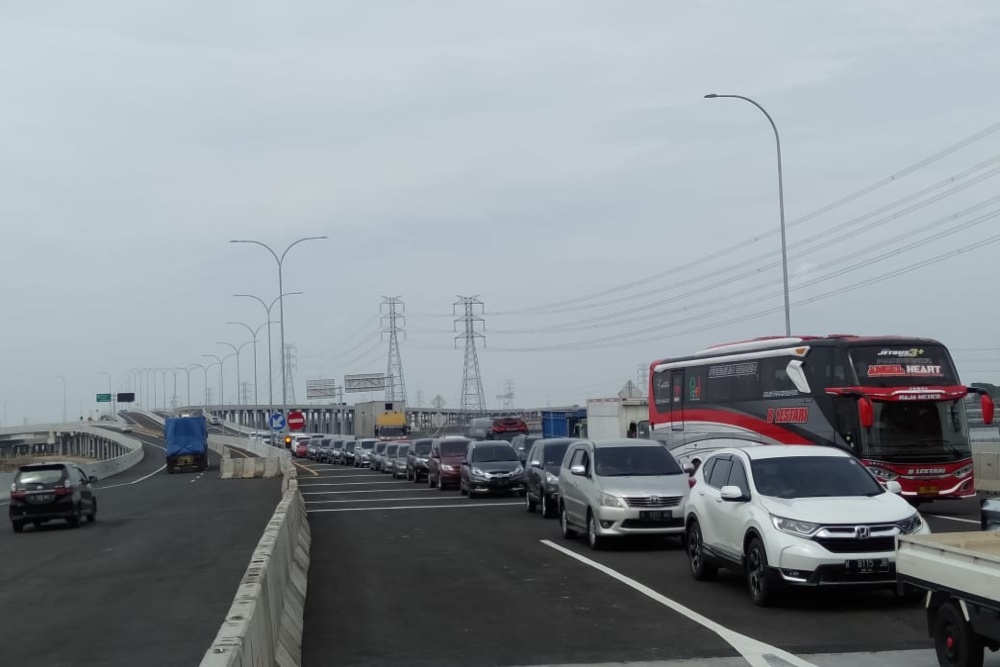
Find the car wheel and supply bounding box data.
[438,476,447,492]
[560,505,577,539]
[525,489,537,513]
[460,479,467,496]
[686,520,717,581]
[11,521,24,534]
[587,512,604,550]
[933,600,985,667]
[87,499,98,523]
[67,506,82,528]
[541,493,555,519]
[746,536,779,607]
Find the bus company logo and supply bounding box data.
[877,348,924,357]
[906,467,947,475]
[766,407,809,424]
[867,364,942,377]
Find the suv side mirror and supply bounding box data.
[720,485,747,502]
[529,459,541,468]
[570,464,587,476]
[89,476,98,484]
[682,463,695,476]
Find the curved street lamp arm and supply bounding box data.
[279,236,328,264]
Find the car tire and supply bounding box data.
[460,480,467,496]
[438,476,447,492]
[560,505,577,539]
[933,600,985,667]
[87,500,97,524]
[745,536,779,607]
[67,506,82,528]
[11,521,24,534]
[686,520,717,581]
[525,490,537,513]
[587,512,604,550]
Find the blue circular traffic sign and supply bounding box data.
[269,412,287,431]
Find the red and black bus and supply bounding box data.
[648,335,994,503]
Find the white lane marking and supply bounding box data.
[301,488,438,495]
[308,502,521,513]
[304,474,386,479]
[306,496,466,504]
[297,481,412,487]
[99,464,167,489]
[925,514,979,525]
[541,540,819,667]
[189,472,206,484]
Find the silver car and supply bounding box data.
[558,439,691,550]
[372,441,388,472]
[390,442,411,479]
[354,438,378,468]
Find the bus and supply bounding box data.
[647,335,995,503]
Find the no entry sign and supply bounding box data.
[287,410,306,431]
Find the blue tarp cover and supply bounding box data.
[164,416,208,457]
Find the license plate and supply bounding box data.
[639,510,671,521]
[29,494,54,503]
[917,485,939,496]
[492,479,509,487]
[178,456,193,465]
[845,558,890,574]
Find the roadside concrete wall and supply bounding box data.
[200,455,310,666]
[975,451,1000,494]
[209,434,291,480]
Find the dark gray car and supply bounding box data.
[524,438,576,519]
[459,441,525,498]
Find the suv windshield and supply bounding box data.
[750,456,884,499]
[594,446,681,476]
[360,441,375,450]
[16,467,66,485]
[863,399,972,462]
[440,440,470,457]
[413,442,432,455]
[543,443,569,466]
[345,442,356,452]
[386,445,398,457]
[471,444,518,463]
[396,446,410,458]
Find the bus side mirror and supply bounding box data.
[858,397,874,429]
[982,394,995,426]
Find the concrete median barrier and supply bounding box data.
[200,462,310,667]
[975,451,1000,494]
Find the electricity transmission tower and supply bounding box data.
[497,379,515,411]
[381,296,407,405]
[416,389,424,408]
[636,364,647,396]
[454,295,487,416]
[283,344,298,404]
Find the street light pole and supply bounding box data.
[54,375,67,422]
[234,292,303,425]
[229,237,327,407]
[189,364,208,405]
[228,320,275,407]
[217,341,252,427]
[704,93,791,336]
[202,354,235,406]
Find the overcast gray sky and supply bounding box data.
[2,0,999,423]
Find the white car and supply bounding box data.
[684,445,930,606]
[558,439,691,549]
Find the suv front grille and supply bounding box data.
[624,496,682,508]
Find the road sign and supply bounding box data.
[117,392,135,403]
[431,413,446,428]
[269,412,287,431]
[344,373,388,393]
[431,395,446,409]
[96,394,112,403]
[287,410,306,431]
[307,379,338,399]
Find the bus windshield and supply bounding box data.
[849,344,959,388]
[862,399,971,462]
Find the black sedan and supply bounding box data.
[9,462,98,533]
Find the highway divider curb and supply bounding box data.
[200,463,310,667]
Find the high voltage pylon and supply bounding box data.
[283,343,298,404]
[497,379,515,411]
[381,296,407,405]
[454,295,487,415]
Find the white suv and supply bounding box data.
[684,445,929,606]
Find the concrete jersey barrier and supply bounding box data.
[200,458,310,666]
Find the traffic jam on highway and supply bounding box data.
[278,334,1000,667]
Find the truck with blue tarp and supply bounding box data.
[164,415,209,473]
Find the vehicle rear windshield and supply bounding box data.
[345,442,356,451]
[320,439,331,446]
[396,447,410,457]
[750,456,883,499]
[16,467,66,485]
[849,344,959,387]
[594,446,681,477]
[413,442,432,455]
[543,443,570,466]
[440,441,470,456]
[375,443,386,452]
[360,441,375,450]
[386,445,398,457]
[471,444,518,463]
[379,426,407,437]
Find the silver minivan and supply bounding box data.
[558,439,690,550]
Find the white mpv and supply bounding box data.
[684,445,930,606]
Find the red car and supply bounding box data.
[427,437,472,490]
[295,442,309,458]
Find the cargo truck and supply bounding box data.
[164,415,209,473]
[585,397,649,440]
[354,401,410,438]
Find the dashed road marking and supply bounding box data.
[305,496,472,504]
[307,502,522,513]
[301,488,438,495]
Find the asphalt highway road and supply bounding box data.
[300,456,998,667]
[0,414,282,667]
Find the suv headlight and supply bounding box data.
[897,513,923,534]
[954,464,974,479]
[868,466,898,481]
[545,472,559,486]
[472,467,486,477]
[770,515,821,537]
[513,465,523,475]
[598,492,624,509]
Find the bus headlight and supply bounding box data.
[868,466,899,481]
[953,464,973,478]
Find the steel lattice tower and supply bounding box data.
[454,295,487,415]
[381,296,407,405]
[497,379,514,411]
[283,343,298,404]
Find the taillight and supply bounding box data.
[55,486,73,497]
[10,489,27,500]
[688,477,697,489]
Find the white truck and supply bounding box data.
[896,503,1000,667]
[585,397,648,440]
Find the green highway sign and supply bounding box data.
[96,393,112,403]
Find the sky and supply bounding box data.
[2,0,1000,424]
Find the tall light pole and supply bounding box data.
[234,291,303,422]
[202,354,235,406]
[704,93,791,336]
[97,371,113,418]
[228,321,274,406]
[189,364,209,405]
[175,367,193,407]
[167,368,179,410]
[54,375,67,422]
[201,361,220,404]
[230,236,327,406]
[217,341,252,427]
